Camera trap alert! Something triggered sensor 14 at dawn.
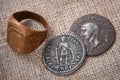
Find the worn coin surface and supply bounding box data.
[70,14,115,56]
[42,34,86,75]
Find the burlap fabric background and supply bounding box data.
[0,0,120,80]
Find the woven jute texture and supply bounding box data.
[0,0,120,80]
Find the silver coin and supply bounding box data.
[70,14,115,56]
[42,34,86,75]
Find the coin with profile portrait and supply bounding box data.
[70,14,115,56]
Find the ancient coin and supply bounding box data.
[42,34,86,75]
[70,14,115,56]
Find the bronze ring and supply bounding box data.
[7,10,48,54]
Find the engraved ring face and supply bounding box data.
[42,34,86,75]
[70,14,115,56]
[7,27,25,53]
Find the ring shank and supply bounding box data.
[13,11,48,29]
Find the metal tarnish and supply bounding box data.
[70,14,115,56]
[42,34,86,75]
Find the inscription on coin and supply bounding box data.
[43,34,86,75]
[70,14,115,56]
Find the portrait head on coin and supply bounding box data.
[70,14,115,56]
[80,22,100,52]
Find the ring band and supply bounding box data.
[7,11,48,54]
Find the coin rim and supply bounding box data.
[42,33,86,76]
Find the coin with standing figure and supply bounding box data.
[70,14,115,56]
[42,34,86,75]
